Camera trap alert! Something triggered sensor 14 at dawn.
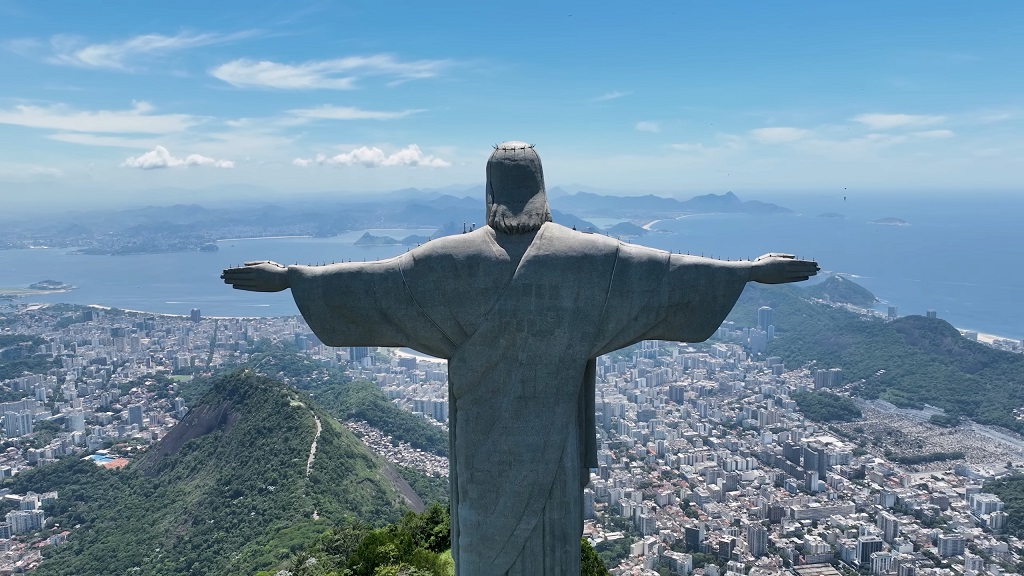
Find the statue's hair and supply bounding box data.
[487,201,551,235]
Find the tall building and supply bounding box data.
[684,523,704,552]
[877,511,900,543]
[814,368,844,388]
[871,551,893,575]
[970,493,1004,516]
[757,306,773,333]
[747,524,768,557]
[887,306,898,320]
[5,509,43,534]
[190,308,201,322]
[127,404,144,428]
[349,346,371,363]
[803,446,821,474]
[926,309,937,319]
[857,535,883,565]
[68,411,86,433]
[3,411,33,437]
[937,533,965,557]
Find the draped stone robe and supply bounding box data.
[286,222,749,576]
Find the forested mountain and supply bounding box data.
[803,274,878,307]
[11,371,416,576]
[728,280,1024,432]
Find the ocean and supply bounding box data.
[1,194,1021,340]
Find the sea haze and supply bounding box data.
[1,195,1020,340]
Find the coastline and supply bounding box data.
[83,304,274,321]
[966,330,1020,346]
[15,302,1016,349]
[216,235,313,242]
[0,287,75,297]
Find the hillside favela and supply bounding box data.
[2,2,1024,576]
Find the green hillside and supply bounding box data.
[239,342,449,457]
[727,281,1024,433]
[804,274,878,307]
[12,370,417,576]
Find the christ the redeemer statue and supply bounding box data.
[222,141,818,575]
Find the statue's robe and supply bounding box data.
[286,222,749,576]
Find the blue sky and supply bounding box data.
[1,1,1022,208]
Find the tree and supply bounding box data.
[582,539,612,576]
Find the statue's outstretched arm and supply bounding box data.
[221,260,290,292]
[748,253,819,284]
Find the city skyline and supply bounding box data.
[2,1,1024,209]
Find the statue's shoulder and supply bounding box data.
[537,222,620,256]
[409,228,496,260]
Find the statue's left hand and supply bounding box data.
[750,253,819,284]
[221,261,290,292]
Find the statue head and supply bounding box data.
[486,141,552,235]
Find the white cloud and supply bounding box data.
[121,146,234,170]
[912,129,955,139]
[49,31,257,70]
[293,145,450,168]
[851,113,946,130]
[0,162,62,181]
[184,154,235,168]
[593,91,628,102]
[210,54,449,90]
[666,135,746,160]
[48,133,162,148]
[750,126,811,144]
[669,143,708,153]
[2,38,42,57]
[287,105,422,121]
[635,121,660,133]
[0,101,199,133]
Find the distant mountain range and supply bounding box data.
[553,191,792,219]
[0,189,792,254]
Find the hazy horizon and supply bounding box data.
[4,182,1023,218]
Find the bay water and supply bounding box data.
[1,195,1020,340]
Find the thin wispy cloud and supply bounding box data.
[750,127,812,144]
[48,31,258,70]
[0,101,200,133]
[913,129,955,139]
[287,105,423,121]
[851,113,946,130]
[2,37,42,57]
[210,54,449,90]
[669,135,745,157]
[593,91,628,102]
[48,133,162,148]
[122,146,234,169]
[0,161,62,181]
[635,121,660,133]
[293,145,450,168]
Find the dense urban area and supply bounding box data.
[1,299,1024,576]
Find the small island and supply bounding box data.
[604,221,647,237]
[354,232,431,247]
[0,279,76,299]
[28,280,74,291]
[870,217,910,226]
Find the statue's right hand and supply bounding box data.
[221,260,290,292]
